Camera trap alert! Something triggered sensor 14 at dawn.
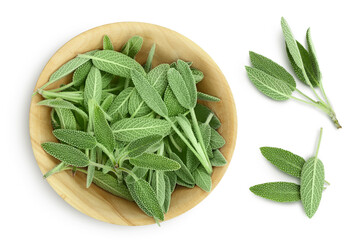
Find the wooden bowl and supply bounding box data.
[29,22,237,225]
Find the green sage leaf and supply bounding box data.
[249,51,296,88]
[55,108,77,130]
[144,43,156,73]
[151,171,166,206]
[197,92,220,102]
[260,147,305,178]
[306,28,321,81]
[103,35,114,50]
[94,104,115,152]
[41,142,89,167]
[245,66,293,101]
[130,153,181,171]
[121,36,143,58]
[167,68,192,109]
[195,104,221,129]
[112,118,171,142]
[84,66,102,108]
[177,60,197,108]
[210,128,225,149]
[132,179,164,221]
[193,165,212,192]
[300,157,325,218]
[107,87,134,118]
[73,61,92,87]
[38,98,88,121]
[281,17,304,70]
[250,182,301,202]
[170,152,195,184]
[93,170,133,201]
[53,129,96,149]
[210,150,227,166]
[131,69,168,117]
[127,135,163,158]
[164,86,187,117]
[80,50,145,78]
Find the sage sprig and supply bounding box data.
[36,35,226,224]
[246,17,341,129]
[250,128,329,218]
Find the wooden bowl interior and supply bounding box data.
[29,22,237,225]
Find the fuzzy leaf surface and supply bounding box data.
[250,182,301,202]
[41,142,89,167]
[246,66,293,101]
[53,129,96,149]
[112,118,171,142]
[130,153,181,171]
[260,147,305,178]
[300,157,325,218]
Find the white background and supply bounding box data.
[1,0,359,239]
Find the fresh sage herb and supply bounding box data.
[36,35,226,224]
[246,17,341,128]
[250,128,329,218]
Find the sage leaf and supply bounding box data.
[245,66,293,101]
[125,167,148,184]
[100,93,115,112]
[107,87,134,118]
[165,171,177,192]
[112,118,171,142]
[193,165,212,192]
[121,36,143,58]
[148,64,169,95]
[186,148,200,172]
[286,42,319,87]
[249,51,296,88]
[101,72,114,89]
[127,182,154,217]
[306,28,321,81]
[128,90,151,117]
[132,179,164,221]
[162,174,172,213]
[38,98,88,121]
[84,66,102,108]
[151,171,166,206]
[210,128,225,149]
[73,61,92,87]
[167,68,192,109]
[127,135,163,158]
[199,123,211,149]
[300,157,325,218]
[164,86,187,117]
[55,108,77,130]
[281,17,304,70]
[94,104,115,152]
[93,170,133,201]
[170,152,195,184]
[53,129,96,149]
[177,60,197,108]
[250,182,301,202]
[144,43,156,73]
[49,50,98,84]
[195,104,221,129]
[260,147,305,178]
[41,142,89,167]
[176,177,195,188]
[80,50,145,78]
[103,35,114,50]
[130,153,181,171]
[191,68,204,83]
[131,69,168,117]
[210,150,227,167]
[197,92,220,102]
[87,148,96,188]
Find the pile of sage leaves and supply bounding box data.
[33,35,227,223]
